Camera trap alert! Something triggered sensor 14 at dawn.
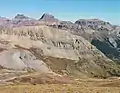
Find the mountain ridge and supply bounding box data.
[0,13,120,84]
[0,13,120,61]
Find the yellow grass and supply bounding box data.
[1,78,120,93]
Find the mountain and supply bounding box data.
[12,14,39,27]
[74,19,120,61]
[39,13,59,24]
[0,14,120,85]
[0,25,120,80]
[0,14,40,28]
[0,13,120,62]
[50,18,120,62]
[14,14,30,20]
[75,19,113,31]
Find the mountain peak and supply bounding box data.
[76,19,104,22]
[39,13,58,22]
[75,18,111,26]
[40,13,54,19]
[14,14,30,20]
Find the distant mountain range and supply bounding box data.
[0,13,59,28]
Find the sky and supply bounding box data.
[0,0,120,25]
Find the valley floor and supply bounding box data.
[0,78,120,93]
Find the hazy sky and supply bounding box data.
[0,0,120,25]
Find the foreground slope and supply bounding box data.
[0,25,119,79]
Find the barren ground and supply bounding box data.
[0,78,120,93]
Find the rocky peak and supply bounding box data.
[11,14,39,27]
[39,13,58,22]
[75,19,112,31]
[75,19,110,25]
[14,14,30,20]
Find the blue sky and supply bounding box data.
[0,0,120,25]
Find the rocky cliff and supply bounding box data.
[75,19,120,61]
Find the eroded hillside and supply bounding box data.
[0,25,119,83]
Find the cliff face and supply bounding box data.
[0,25,119,78]
[74,19,120,61]
[50,18,120,61]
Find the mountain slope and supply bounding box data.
[74,19,120,61]
[50,17,120,62]
[0,13,120,79]
[0,25,119,78]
